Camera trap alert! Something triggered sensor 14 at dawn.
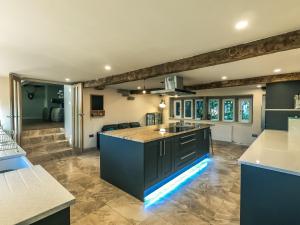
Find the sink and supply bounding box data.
[0,156,32,173]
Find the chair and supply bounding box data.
[101,124,118,132]
[129,122,141,128]
[118,123,131,129]
[98,122,140,150]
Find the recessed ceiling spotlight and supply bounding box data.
[221,76,228,80]
[256,84,262,88]
[65,78,70,82]
[104,65,112,71]
[235,20,249,30]
[273,68,282,73]
[137,86,141,90]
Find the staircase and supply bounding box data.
[21,127,73,163]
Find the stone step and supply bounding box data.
[21,133,66,147]
[27,147,74,164]
[22,128,65,137]
[23,140,70,154]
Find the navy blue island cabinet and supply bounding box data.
[100,127,210,201]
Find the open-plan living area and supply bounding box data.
[0,1,300,225]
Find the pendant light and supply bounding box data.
[159,99,166,108]
[142,79,146,94]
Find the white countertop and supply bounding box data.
[0,165,75,225]
[239,129,300,176]
[103,123,211,143]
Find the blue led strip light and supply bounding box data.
[144,157,210,207]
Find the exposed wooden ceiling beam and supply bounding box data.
[128,73,300,94]
[84,30,300,88]
[185,72,300,90]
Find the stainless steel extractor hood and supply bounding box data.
[151,76,195,96]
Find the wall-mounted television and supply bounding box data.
[90,95,105,117]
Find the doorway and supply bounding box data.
[9,74,84,162]
[21,81,65,131]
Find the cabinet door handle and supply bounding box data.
[180,139,196,145]
[180,133,196,139]
[180,151,196,160]
[164,140,166,156]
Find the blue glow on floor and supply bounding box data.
[144,157,210,207]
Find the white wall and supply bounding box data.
[0,77,264,147]
[0,76,11,130]
[22,84,64,120]
[164,86,265,145]
[83,88,161,149]
[22,85,45,119]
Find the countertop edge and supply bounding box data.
[238,160,300,177]
[19,199,76,225]
[238,129,300,177]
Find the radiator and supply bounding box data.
[210,124,233,142]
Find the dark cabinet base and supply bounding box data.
[241,164,300,225]
[31,207,70,225]
[100,128,210,202]
[144,153,209,197]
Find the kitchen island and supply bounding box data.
[100,123,211,202]
[239,129,300,225]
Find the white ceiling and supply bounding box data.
[0,0,299,83]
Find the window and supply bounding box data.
[223,98,235,122]
[170,95,253,124]
[184,99,193,119]
[239,98,252,123]
[173,100,182,118]
[195,99,204,120]
[208,99,220,121]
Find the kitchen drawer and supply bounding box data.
[179,132,197,143]
[175,150,197,170]
[175,132,198,155]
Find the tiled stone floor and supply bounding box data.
[41,142,247,225]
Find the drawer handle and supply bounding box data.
[180,151,196,160]
[180,133,196,139]
[180,139,196,145]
